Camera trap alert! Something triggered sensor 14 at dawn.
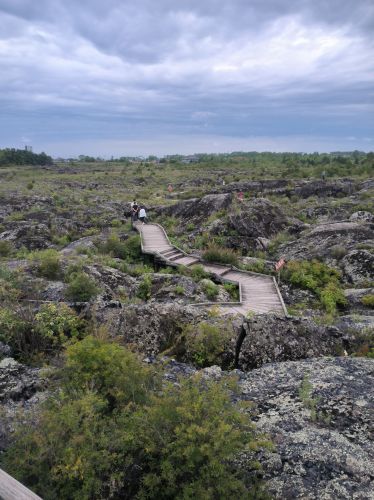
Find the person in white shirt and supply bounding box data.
[138,207,147,224]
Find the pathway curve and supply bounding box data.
[135,222,287,316]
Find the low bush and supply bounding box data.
[174,285,185,295]
[361,294,374,308]
[201,279,219,300]
[65,272,100,302]
[136,274,153,300]
[190,264,210,281]
[0,303,83,360]
[0,267,21,302]
[330,245,347,260]
[183,321,233,368]
[224,283,240,301]
[0,240,13,257]
[1,337,266,499]
[31,249,62,279]
[97,234,142,262]
[283,260,347,314]
[202,245,238,266]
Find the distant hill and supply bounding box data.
[0,148,53,166]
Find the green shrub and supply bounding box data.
[224,283,240,301]
[190,264,210,281]
[0,240,13,257]
[283,259,347,314]
[242,259,266,274]
[330,245,347,260]
[202,245,238,266]
[319,283,347,314]
[0,303,83,360]
[97,234,141,262]
[361,295,374,308]
[174,285,185,295]
[201,279,219,300]
[129,264,153,277]
[136,274,153,300]
[65,272,100,302]
[31,249,61,279]
[0,267,21,302]
[183,321,233,368]
[2,338,264,499]
[34,303,83,351]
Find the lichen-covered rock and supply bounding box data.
[237,357,374,499]
[0,222,52,249]
[350,211,374,223]
[341,250,374,286]
[155,193,233,222]
[228,198,290,239]
[0,357,46,451]
[279,222,373,261]
[162,356,374,499]
[238,315,355,370]
[87,303,211,356]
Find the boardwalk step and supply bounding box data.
[168,253,185,261]
[135,223,286,317]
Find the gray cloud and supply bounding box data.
[0,0,373,155]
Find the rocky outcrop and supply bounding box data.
[228,198,290,239]
[238,357,374,499]
[0,357,46,451]
[88,303,211,356]
[341,250,374,286]
[154,193,233,222]
[163,357,374,499]
[279,222,373,261]
[238,315,354,370]
[0,222,52,250]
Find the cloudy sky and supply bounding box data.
[0,0,373,157]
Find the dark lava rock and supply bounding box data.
[0,357,46,451]
[155,193,233,222]
[228,198,290,239]
[0,222,52,250]
[163,357,374,499]
[238,357,374,499]
[279,222,373,261]
[238,315,354,370]
[88,303,212,357]
[341,250,374,286]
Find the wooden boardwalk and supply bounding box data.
[135,222,287,317]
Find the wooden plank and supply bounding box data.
[0,468,42,500]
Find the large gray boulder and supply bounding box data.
[154,193,233,222]
[0,222,52,250]
[238,315,354,370]
[228,198,291,239]
[341,250,374,286]
[279,222,373,260]
[238,357,374,499]
[162,356,374,499]
[0,357,45,451]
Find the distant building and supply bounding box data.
[181,155,199,164]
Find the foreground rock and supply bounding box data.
[238,315,355,370]
[0,358,45,451]
[278,221,373,261]
[238,357,374,499]
[164,357,374,499]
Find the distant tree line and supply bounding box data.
[0,148,53,166]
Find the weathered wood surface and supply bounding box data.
[0,468,42,500]
[135,223,287,316]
